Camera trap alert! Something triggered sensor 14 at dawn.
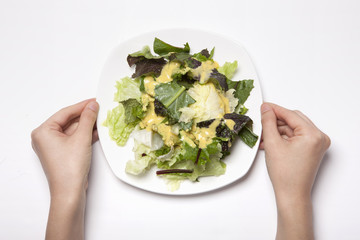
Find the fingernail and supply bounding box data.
[261,103,271,114]
[88,101,99,112]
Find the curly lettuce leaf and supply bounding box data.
[103,105,137,146]
[125,142,156,175]
[218,60,238,79]
[114,77,142,102]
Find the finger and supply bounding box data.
[76,101,99,143]
[277,120,287,126]
[261,103,282,146]
[278,125,295,138]
[267,103,308,131]
[46,99,95,129]
[92,128,99,144]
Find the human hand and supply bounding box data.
[260,102,330,240]
[260,102,330,200]
[31,99,99,198]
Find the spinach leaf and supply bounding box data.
[154,82,195,122]
[153,38,190,56]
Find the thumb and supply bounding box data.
[76,101,99,142]
[261,103,281,147]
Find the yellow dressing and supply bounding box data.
[140,101,178,146]
[219,91,231,114]
[156,62,181,83]
[225,119,236,130]
[180,130,196,148]
[144,76,158,96]
[193,119,221,149]
[191,60,219,84]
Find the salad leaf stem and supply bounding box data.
[164,86,186,107]
[195,148,202,165]
[156,169,193,175]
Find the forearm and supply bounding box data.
[275,194,314,240]
[46,190,87,240]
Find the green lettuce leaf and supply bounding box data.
[227,79,254,105]
[114,77,142,102]
[129,45,161,59]
[218,60,238,79]
[103,105,137,146]
[125,142,156,175]
[120,99,145,124]
[153,38,190,56]
[154,82,195,122]
[192,48,215,62]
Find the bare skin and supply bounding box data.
[31,100,330,240]
[260,103,331,240]
[31,99,99,240]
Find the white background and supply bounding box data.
[1,0,359,239]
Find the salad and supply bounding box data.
[103,38,258,190]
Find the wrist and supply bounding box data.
[49,180,87,205]
[275,191,312,212]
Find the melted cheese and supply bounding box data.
[156,62,181,83]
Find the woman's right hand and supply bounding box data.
[260,102,330,240]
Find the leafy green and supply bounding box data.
[154,146,171,157]
[218,61,238,79]
[127,56,167,78]
[192,48,215,62]
[129,45,161,59]
[120,99,145,124]
[114,77,142,102]
[172,73,196,90]
[178,120,193,131]
[153,37,190,56]
[154,82,195,122]
[209,69,228,91]
[223,113,251,135]
[227,79,254,105]
[125,142,156,175]
[139,76,145,92]
[179,140,221,166]
[103,105,137,146]
[239,126,258,148]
